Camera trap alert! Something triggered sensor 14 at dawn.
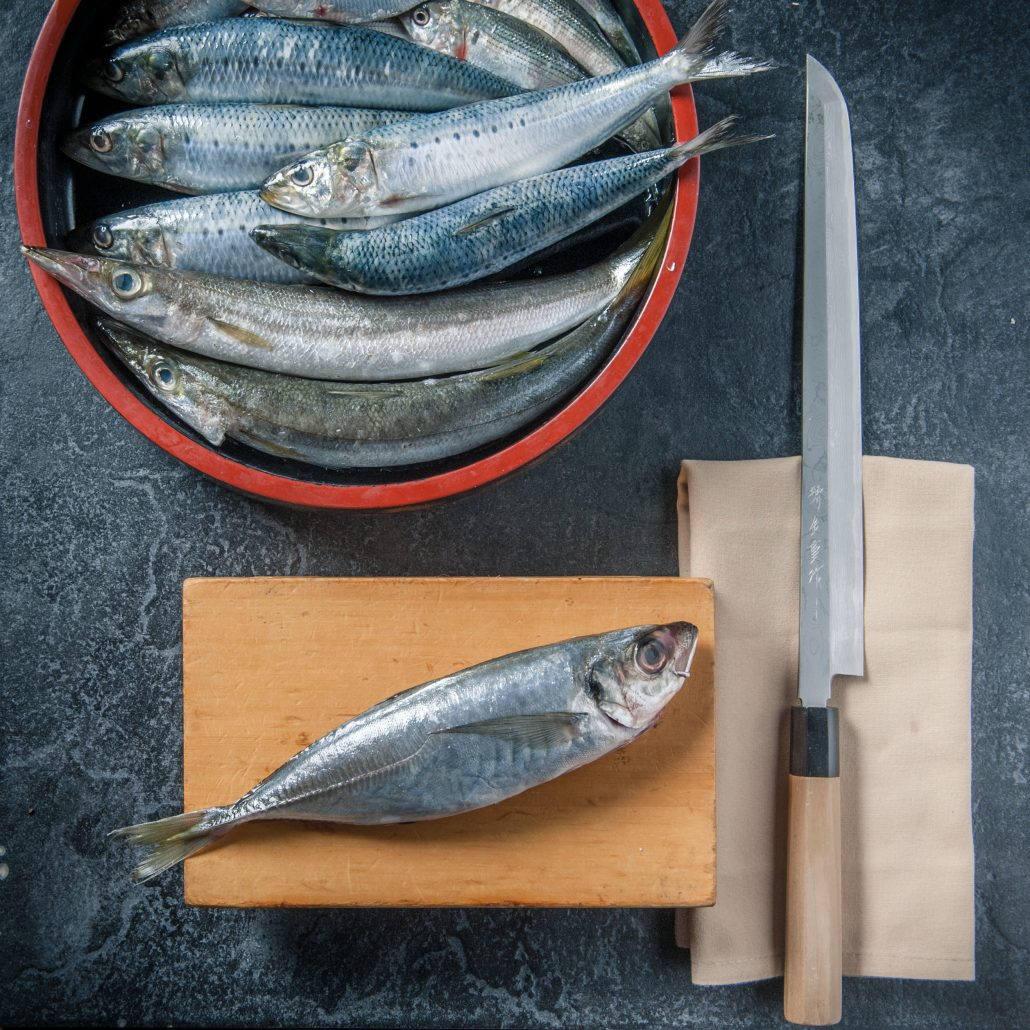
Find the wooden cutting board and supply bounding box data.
[182,576,715,907]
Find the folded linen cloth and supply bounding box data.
[674,456,975,984]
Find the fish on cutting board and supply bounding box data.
[113,621,700,882]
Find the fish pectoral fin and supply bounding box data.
[439,712,587,750]
[475,351,549,382]
[205,318,274,351]
[453,207,517,237]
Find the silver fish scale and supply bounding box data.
[67,104,413,194]
[351,58,678,211]
[80,191,393,284]
[101,264,640,465]
[233,638,633,824]
[311,147,681,293]
[70,242,643,380]
[108,19,518,108]
[470,0,623,77]
[251,0,419,21]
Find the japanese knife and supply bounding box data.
[783,55,865,1027]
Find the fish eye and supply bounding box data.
[90,128,113,153]
[147,48,174,75]
[635,634,669,675]
[151,359,178,392]
[290,164,314,187]
[112,268,144,298]
[92,224,114,250]
[105,60,125,83]
[412,6,431,25]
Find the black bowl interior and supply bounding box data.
[35,0,672,489]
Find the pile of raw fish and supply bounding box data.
[26,0,768,471]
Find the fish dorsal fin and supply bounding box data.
[206,317,274,351]
[439,712,587,749]
[453,206,517,237]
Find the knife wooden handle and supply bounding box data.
[784,706,842,1026]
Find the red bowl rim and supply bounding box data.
[15,0,698,510]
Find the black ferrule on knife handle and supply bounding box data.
[789,706,839,777]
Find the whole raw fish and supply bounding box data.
[254,117,759,294]
[22,237,648,381]
[373,0,588,91]
[570,0,642,64]
[468,0,625,77]
[69,191,399,285]
[63,104,413,195]
[249,0,425,23]
[261,0,768,217]
[107,0,247,46]
[96,207,667,465]
[85,19,518,110]
[111,621,700,882]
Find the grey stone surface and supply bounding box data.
[2,0,1027,1026]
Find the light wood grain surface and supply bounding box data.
[182,576,715,908]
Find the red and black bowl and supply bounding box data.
[16,0,699,509]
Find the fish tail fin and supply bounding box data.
[110,807,235,884]
[664,0,775,82]
[669,115,774,165]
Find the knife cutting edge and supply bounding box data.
[783,55,865,1027]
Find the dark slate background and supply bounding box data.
[2,0,1027,1026]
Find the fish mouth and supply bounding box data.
[671,624,700,679]
[82,58,122,99]
[22,245,103,297]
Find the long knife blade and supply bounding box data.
[783,56,865,1028]
[799,54,865,706]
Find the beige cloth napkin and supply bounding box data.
[674,456,975,984]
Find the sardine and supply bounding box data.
[570,0,642,64]
[85,19,519,110]
[261,0,769,217]
[62,104,413,196]
[107,0,248,46]
[22,236,649,381]
[69,192,400,285]
[254,117,760,294]
[249,0,426,23]
[96,207,667,465]
[374,0,588,91]
[111,622,700,882]
[468,0,624,77]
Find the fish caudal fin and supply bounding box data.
[670,115,774,165]
[110,807,234,884]
[664,0,775,83]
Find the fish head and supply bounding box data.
[69,212,172,268]
[62,115,168,181]
[96,319,228,446]
[250,223,341,280]
[262,140,377,218]
[22,247,177,338]
[105,0,160,45]
[587,623,700,730]
[396,2,466,59]
[85,37,188,104]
